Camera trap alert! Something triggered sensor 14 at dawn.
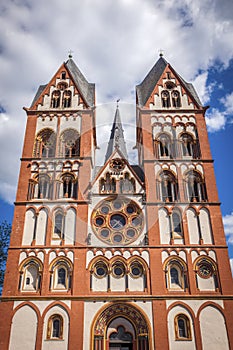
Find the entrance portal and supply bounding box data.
[92,303,150,350]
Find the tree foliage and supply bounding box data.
[0,221,11,294]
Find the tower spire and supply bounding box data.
[105,104,128,162]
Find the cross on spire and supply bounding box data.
[68,50,74,59]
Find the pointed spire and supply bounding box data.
[105,105,128,162]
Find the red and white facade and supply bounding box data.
[0,55,232,350]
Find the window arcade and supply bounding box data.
[19,258,42,292]
[158,170,179,202]
[185,171,207,202]
[33,128,56,158]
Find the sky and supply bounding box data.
[0,0,233,271]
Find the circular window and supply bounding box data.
[113,233,123,243]
[126,204,135,214]
[91,196,144,245]
[95,264,107,278]
[197,261,213,278]
[95,216,105,227]
[101,205,110,214]
[110,214,126,229]
[130,262,143,278]
[113,264,125,278]
[100,228,110,238]
[132,216,142,227]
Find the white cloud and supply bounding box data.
[0,0,233,203]
[223,212,233,244]
[230,259,233,275]
[205,108,226,132]
[220,92,233,114]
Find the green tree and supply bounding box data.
[0,221,11,294]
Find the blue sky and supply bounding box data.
[0,0,233,270]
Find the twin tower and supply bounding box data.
[0,55,232,350]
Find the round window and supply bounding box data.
[91,196,144,245]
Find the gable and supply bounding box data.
[136,57,202,109]
[29,60,95,110]
[91,151,144,194]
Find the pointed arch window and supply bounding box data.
[53,211,64,239]
[51,90,61,108]
[50,259,72,291]
[158,171,179,202]
[165,259,188,291]
[62,90,72,108]
[19,259,42,292]
[47,314,63,339]
[161,90,170,107]
[33,128,56,158]
[185,171,207,202]
[59,129,80,157]
[174,314,191,340]
[171,211,183,239]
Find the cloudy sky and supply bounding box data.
[0,0,233,268]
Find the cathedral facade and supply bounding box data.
[0,55,233,349]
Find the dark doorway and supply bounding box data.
[109,343,133,350]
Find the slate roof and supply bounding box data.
[30,84,47,107]
[65,58,95,107]
[136,56,168,107]
[104,107,128,162]
[136,56,202,107]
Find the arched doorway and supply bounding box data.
[92,303,150,350]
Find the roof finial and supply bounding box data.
[159,49,164,57]
[68,50,73,59]
[116,99,120,108]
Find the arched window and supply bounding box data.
[36,174,51,199]
[185,171,207,202]
[60,173,77,199]
[100,173,116,194]
[194,257,219,290]
[174,314,191,340]
[158,171,179,202]
[62,90,72,108]
[51,90,61,108]
[19,259,42,292]
[171,211,183,239]
[172,90,181,107]
[50,259,72,291]
[161,90,170,107]
[59,129,80,157]
[180,133,197,158]
[158,134,172,157]
[33,128,56,158]
[112,261,126,278]
[53,211,64,239]
[120,173,135,193]
[47,314,63,339]
[165,259,187,291]
[129,261,144,278]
